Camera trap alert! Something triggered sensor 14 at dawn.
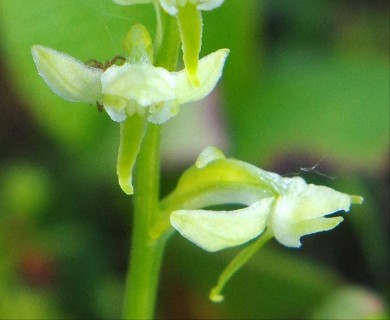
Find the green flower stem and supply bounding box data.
[209,229,274,302]
[154,7,181,71]
[121,11,180,320]
[122,123,165,319]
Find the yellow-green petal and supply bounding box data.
[160,147,276,212]
[31,45,103,104]
[292,216,344,240]
[174,48,229,104]
[117,115,147,195]
[195,146,226,168]
[176,3,203,86]
[147,101,180,124]
[197,0,225,11]
[270,177,357,247]
[102,94,129,122]
[170,198,274,252]
[122,24,154,64]
[113,0,152,5]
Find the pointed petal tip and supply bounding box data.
[31,44,46,52]
[31,44,42,56]
[351,195,363,205]
[116,116,146,196]
[31,45,51,65]
[197,0,226,11]
[113,0,153,5]
[196,146,225,168]
[175,48,230,104]
[219,48,230,56]
[119,181,134,195]
[277,215,345,248]
[209,290,224,303]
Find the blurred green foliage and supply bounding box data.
[0,0,388,319]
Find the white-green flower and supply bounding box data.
[164,147,363,301]
[169,147,363,251]
[113,0,225,86]
[160,0,225,15]
[101,48,229,124]
[267,176,358,247]
[31,45,229,125]
[32,35,228,195]
[114,0,224,14]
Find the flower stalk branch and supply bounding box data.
[209,229,274,302]
[122,122,165,319]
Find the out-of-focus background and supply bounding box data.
[0,0,388,318]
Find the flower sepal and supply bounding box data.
[31,45,103,104]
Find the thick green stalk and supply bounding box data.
[122,123,164,319]
[122,10,180,320]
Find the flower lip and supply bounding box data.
[269,178,356,248]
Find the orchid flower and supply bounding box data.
[31,25,229,195]
[101,48,229,124]
[113,0,225,86]
[164,146,363,301]
[169,146,363,251]
[31,45,228,125]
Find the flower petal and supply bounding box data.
[159,0,179,15]
[174,48,229,104]
[289,179,353,219]
[270,177,355,247]
[292,216,344,241]
[122,24,154,64]
[170,198,274,252]
[148,102,180,124]
[31,45,103,104]
[195,146,226,168]
[176,3,203,86]
[160,151,276,212]
[102,63,176,107]
[112,0,152,5]
[102,94,128,122]
[197,0,225,11]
